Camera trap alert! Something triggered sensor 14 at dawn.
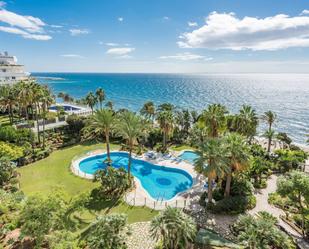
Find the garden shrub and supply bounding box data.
[94,167,133,199]
[209,195,256,214]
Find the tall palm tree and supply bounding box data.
[234,105,259,140]
[0,85,16,124]
[116,111,146,177]
[150,207,197,249]
[224,133,250,197]
[263,130,275,153]
[83,109,116,163]
[140,101,155,122]
[195,138,229,203]
[262,111,277,153]
[86,92,97,114]
[40,86,54,149]
[16,81,33,124]
[156,110,174,152]
[262,111,277,132]
[95,88,105,110]
[198,104,228,138]
[32,82,44,144]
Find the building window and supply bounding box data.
[1,69,6,72]
[12,77,16,80]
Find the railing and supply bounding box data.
[124,192,190,210]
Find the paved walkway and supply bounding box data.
[249,175,309,248]
[126,222,156,249]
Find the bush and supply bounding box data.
[94,167,133,199]
[253,179,267,189]
[209,195,256,214]
[0,142,24,160]
[66,114,85,137]
[0,126,34,145]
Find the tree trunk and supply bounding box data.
[267,136,271,153]
[128,146,132,178]
[42,117,46,149]
[207,176,213,203]
[105,132,111,164]
[224,172,232,197]
[163,129,167,151]
[36,104,41,145]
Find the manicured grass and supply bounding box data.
[170,144,195,152]
[18,142,158,224]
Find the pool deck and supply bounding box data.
[71,149,205,210]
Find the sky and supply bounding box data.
[1,0,309,73]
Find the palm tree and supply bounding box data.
[83,109,116,163]
[40,86,54,149]
[156,110,174,152]
[234,105,258,140]
[263,130,275,153]
[262,111,277,153]
[105,101,113,110]
[198,104,228,138]
[0,85,16,124]
[224,133,250,197]
[140,101,155,122]
[262,110,277,132]
[16,81,33,124]
[150,207,197,249]
[85,92,97,114]
[116,111,146,177]
[95,88,105,110]
[195,138,229,203]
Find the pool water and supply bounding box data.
[49,105,81,111]
[79,152,193,200]
[179,151,199,164]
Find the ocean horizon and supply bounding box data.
[32,72,309,145]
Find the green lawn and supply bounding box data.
[18,142,158,224]
[170,144,195,152]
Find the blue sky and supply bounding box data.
[1,0,309,73]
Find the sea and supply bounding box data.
[32,73,309,145]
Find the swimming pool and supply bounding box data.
[49,104,81,111]
[178,151,199,164]
[79,152,193,200]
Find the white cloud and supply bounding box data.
[301,10,309,15]
[105,42,119,46]
[0,1,6,8]
[159,52,213,61]
[163,16,170,20]
[69,29,89,36]
[188,21,198,27]
[118,17,124,22]
[0,25,51,40]
[0,8,52,40]
[60,54,84,58]
[0,9,46,33]
[50,24,63,28]
[178,12,309,51]
[106,47,135,55]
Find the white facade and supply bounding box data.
[0,52,30,85]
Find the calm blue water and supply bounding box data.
[33,73,309,144]
[179,151,199,164]
[79,152,193,200]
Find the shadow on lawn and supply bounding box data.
[86,188,122,213]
